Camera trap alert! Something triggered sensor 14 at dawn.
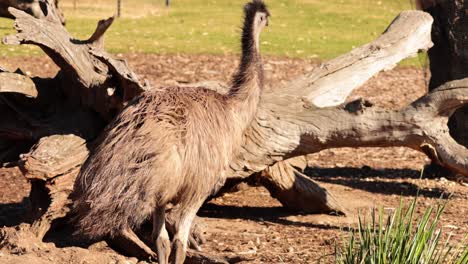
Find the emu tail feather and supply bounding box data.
[71,120,173,239]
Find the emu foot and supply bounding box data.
[156,234,171,264]
[109,227,229,264]
[185,249,230,264]
[108,229,157,261]
[169,239,185,264]
[166,208,206,250]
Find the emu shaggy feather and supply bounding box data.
[72,0,269,249]
[73,86,251,237]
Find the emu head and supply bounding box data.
[243,0,270,51]
[250,1,270,29]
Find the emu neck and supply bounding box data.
[227,15,263,128]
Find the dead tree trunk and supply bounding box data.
[421,0,468,148]
[0,1,467,261]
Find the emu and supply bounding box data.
[72,1,270,263]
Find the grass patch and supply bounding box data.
[334,197,468,264]
[0,0,425,65]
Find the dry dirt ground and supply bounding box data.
[0,54,467,263]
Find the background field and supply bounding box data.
[0,0,424,65]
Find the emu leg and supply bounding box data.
[111,225,230,264]
[166,206,206,250]
[110,228,158,261]
[153,206,170,264]
[170,199,205,264]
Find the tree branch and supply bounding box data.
[260,156,347,214]
[0,72,37,97]
[227,78,468,182]
[86,16,115,49]
[279,10,433,107]
[3,8,144,120]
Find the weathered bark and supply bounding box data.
[1,2,467,262]
[3,9,147,121]
[19,135,88,238]
[0,0,65,24]
[0,72,37,97]
[260,156,347,214]
[422,0,468,149]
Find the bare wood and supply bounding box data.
[19,135,88,181]
[89,48,150,102]
[0,85,105,142]
[261,156,346,214]
[0,72,37,97]
[85,16,115,48]
[0,117,36,141]
[279,10,433,107]
[227,78,468,182]
[18,135,88,238]
[3,8,107,108]
[30,172,78,238]
[3,8,144,120]
[2,6,103,80]
[41,0,66,25]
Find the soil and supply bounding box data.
[0,54,466,264]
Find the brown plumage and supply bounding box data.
[72,1,270,263]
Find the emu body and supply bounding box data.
[73,1,270,263]
[75,87,255,234]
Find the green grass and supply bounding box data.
[334,197,468,264]
[0,0,425,65]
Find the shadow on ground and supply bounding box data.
[306,166,448,199]
[199,203,343,231]
[0,198,30,227]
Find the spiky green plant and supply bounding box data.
[335,197,468,264]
